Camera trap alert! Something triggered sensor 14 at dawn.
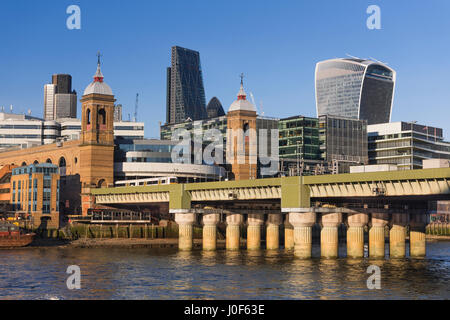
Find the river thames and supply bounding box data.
[0,241,449,300]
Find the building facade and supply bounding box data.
[44,74,77,121]
[368,122,450,170]
[315,58,396,125]
[319,115,368,173]
[10,164,60,229]
[166,46,207,124]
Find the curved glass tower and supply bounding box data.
[315,58,396,125]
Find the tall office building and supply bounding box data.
[44,84,56,120]
[166,46,207,124]
[114,104,123,122]
[44,74,77,120]
[315,58,396,125]
[52,74,72,94]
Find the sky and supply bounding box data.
[0,0,449,139]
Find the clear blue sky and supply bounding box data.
[1,0,449,139]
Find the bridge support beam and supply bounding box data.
[369,213,389,258]
[226,213,243,251]
[409,213,427,257]
[320,212,342,259]
[346,213,368,258]
[289,212,316,259]
[202,213,220,251]
[266,214,282,250]
[247,214,264,250]
[284,215,294,250]
[390,213,409,258]
[175,213,196,251]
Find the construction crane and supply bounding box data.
[134,93,139,122]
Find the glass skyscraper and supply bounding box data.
[166,46,207,124]
[315,58,396,125]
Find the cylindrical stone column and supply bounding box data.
[247,214,264,250]
[320,212,342,259]
[369,213,389,258]
[409,213,428,257]
[346,212,369,258]
[202,212,220,251]
[175,213,196,251]
[266,214,282,250]
[390,213,409,258]
[289,212,316,258]
[284,215,294,250]
[226,213,243,251]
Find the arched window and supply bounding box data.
[46,159,52,164]
[98,109,106,125]
[21,162,27,167]
[58,157,66,167]
[33,160,39,165]
[58,157,66,176]
[98,179,106,188]
[87,108,91,125]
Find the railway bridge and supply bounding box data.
[90,167,450,259]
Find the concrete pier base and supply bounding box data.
[410,214,427,257]
[346,213,368,258]
[289,212,316,259]
[284,216,294,250]
[266,214,282,250]
[320,212,342,259]
[226,213,243,251]
[175,213,196,251]
[247,214,263,250]
[202,213,220,251]
[390,213,408,258]
[369,213,389,258]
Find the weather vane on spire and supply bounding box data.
[240,73,245,86]
[97,51,102,66]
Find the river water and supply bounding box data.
[0,241,449,300]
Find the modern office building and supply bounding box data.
[206,97,225,119]
[52,74,72,94]
[319,115,369,173]
[368,122,450,170]
[279,116,321,160]
[114,104,123,122]
[44,84,56,120]
[315,58,396,125]
[114,138,225,183]
[44,74,77,120]
[10,163,60,229]
[166,46,207,124]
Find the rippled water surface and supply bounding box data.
[0,242,449,300]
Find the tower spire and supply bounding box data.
[94,52,104,83]
[238,73,246,100]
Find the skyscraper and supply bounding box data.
[166,46,207,124]
[44,74,77,120]
[315,58,396,125]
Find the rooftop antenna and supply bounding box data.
[260,100,264,116]
[369,57,389,65]
[345,53,362,60]
[134,93,139,122]
[97,51,102,66]
[10,105,13,113]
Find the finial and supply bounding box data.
[240,73,244,86]
[97,51,102,66]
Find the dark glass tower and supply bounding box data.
[166,46,207,124]
[52,74,72,94]
[206,97,225,118]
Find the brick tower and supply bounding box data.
[226,75,258,180]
